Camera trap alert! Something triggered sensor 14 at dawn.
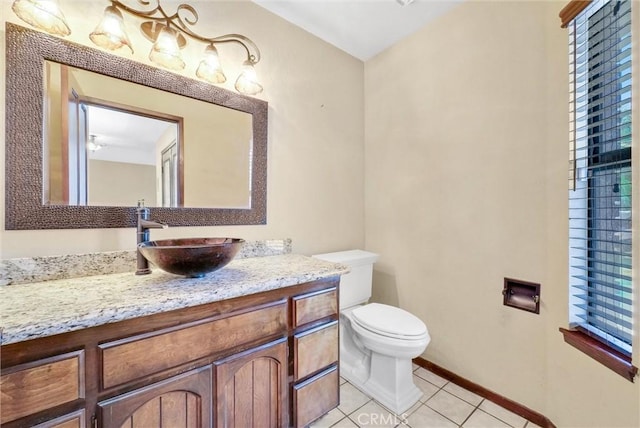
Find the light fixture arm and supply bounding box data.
[109,0,261,64]
[205,34,261,64]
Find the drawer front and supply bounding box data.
[293,366,339,428]
[293,287,337,327]
[0,351,85,424]
[101,300,287,390]
[294,321,338,381]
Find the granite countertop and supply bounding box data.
[0,254,348,346]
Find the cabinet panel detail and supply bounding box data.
[215,339,288,428]
[293,287,337,327]
[293,366,339,428]
[101,300,287,389]
[33,409,86,428]
[294,321,339,381]
[98,366,212,428]
[0,350,84,424]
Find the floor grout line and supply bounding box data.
[325,371,531,428]
[457,398,484,427]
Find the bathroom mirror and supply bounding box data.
[44,61,252,209]
[5,23,267,230]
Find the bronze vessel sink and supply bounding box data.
[137,238,244,278]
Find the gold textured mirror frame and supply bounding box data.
[5,23,267,230]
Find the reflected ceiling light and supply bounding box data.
[87,135,103,152]
[89,5,133,53]
[88,0,263,95]
[11,0,71,36]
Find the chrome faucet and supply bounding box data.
[136,200,168,275]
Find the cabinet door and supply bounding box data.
[215,339,288,428]
[98,366,212,428]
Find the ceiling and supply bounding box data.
[252,0,462,61]
[87,105,175,165]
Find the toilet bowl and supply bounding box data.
[312,250,431,415]
[350,303,430,359]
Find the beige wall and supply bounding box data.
[0,0,365,258]
[88,160,156,206]
[181,102,252,209]
[364,1,639,427]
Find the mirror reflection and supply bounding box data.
[44,61,253,209]
[86,106,178,207]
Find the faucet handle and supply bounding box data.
[136,199,149,219]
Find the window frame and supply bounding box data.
[560,0,638,382]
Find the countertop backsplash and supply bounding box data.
[0,239,292,286]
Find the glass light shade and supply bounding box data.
[89,6,133,53]
[149,26,185,71]
[234,61,263,96]
[196,45,226,84]
[12,0,70,36]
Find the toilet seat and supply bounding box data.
[351,303,428,340]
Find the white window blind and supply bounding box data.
[568,0,633,356]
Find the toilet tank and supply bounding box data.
[312,250,379,309]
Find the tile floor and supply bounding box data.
[310,364,542,428]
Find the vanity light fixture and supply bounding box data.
[11,0,264,96]
[235,60,263,96]
[147,24,185,71]
[89,5,133,53]
[89,0,263,95]
[196,44,226,84]
[11,0,71,36]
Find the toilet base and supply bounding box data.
[341,352,423,415]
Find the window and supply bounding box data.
[563,0,637,381]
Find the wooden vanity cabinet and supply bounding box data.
[0,277,340,428]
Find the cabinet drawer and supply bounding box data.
[100,300,287,389]
[293,366,339,428]
[294,321,338,381]
[0,350,85,424]
[293,287,337,327]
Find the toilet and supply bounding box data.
[313,250,430,415]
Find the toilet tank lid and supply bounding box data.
[312,249,379,267]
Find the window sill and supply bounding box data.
[559,328,638,382]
